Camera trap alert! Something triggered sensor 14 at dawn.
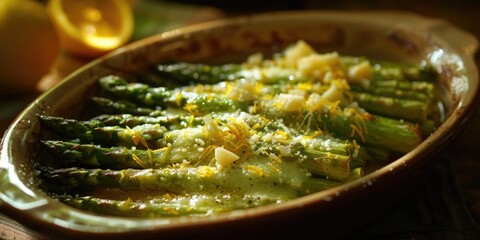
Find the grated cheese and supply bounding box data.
[276,93,305,112]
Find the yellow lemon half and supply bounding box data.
[47,0,134,58]
[0,0,60,95]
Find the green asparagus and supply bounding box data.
[91,97,159,115]
[259,99,422,153]
[42,120,363,180]
[99,76,247,114]
[91,113,202,128]
[351,92,429,122]
[350,80,434,101]
[37,40,441,218]
[41,140,171,168]
[40,162,308,196]
[154,62,241,85]
[58,193,287,217]
[39,115,167,147]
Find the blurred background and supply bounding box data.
[167,0,480,37]
[0,0,479,239]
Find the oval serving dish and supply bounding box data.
[0,11,478,239]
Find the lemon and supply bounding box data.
[0,0,60,95]
[47,0,134,58]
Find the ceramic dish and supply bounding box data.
[0,11,478,239]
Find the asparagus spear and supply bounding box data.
[93,124,166,147]
[372,62,436,82]
[58,193,288,217]
[154,62,308,85]
[261,101,423,154]
[154,62,242,85]
[250,141,358,181]
[38,115,104,140]
[350,84,433,102]
[39,164,308,196]
[39,115,167,147]
[60,195,216,217]
[299,148,352,180]
[99,76,246,114]
[99,75,171,105]
[91,97,159,115]
[351,92,429,123]
[323,112,422,153]
[59,175,348,217]
[41,140,173,168]
[91,113,201,128]
[311,55,436,82]
[255,133,365,180]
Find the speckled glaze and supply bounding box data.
[0,11,478,239]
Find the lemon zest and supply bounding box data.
[183,102,199,115]
[349,124,366,143]
[125,126,148,148]
[244,165,268,177]
[197,166,216,178]
[131,152,148,168]
[175,92,183,106]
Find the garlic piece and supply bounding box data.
[322,83,343,102]
[283,40,316,67]
[348,60,373,83]
[215,147,239,168]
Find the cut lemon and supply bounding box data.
[47,0,133,58]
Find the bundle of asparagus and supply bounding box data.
[37,40,439,218]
